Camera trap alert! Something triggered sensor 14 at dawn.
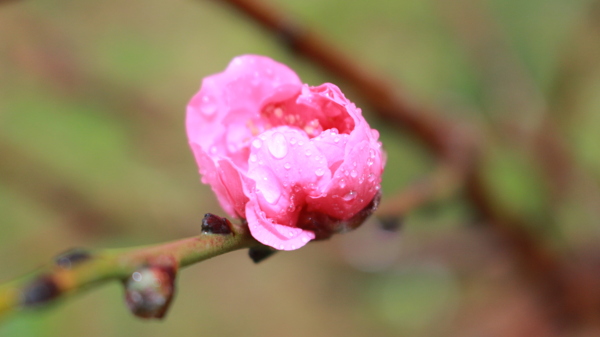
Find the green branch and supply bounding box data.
[0,214,265,320]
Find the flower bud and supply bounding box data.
[124,259,177,319]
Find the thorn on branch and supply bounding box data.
[21,275,60,307]
[124,257,177,319]
[55,248,92,269]
[248,247,277,263]
[201,213,233,234]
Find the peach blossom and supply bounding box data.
[187,55,384,250]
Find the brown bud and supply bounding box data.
[201,213,233,234]
[248,246,277,263]
[124,258,177,319]
[55,248,92,269]
[21,275,60,307]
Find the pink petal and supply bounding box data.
[246,199,315,250]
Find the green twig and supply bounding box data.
[0,214,259,320]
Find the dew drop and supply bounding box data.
[284,162,291,170]
[288,231,294,237]
[290,137,297,145]
[252,139,262,149]
[350,170,358,178]
[301,237,310,243]
[250,154,257,162]
[256,168,281,204]
[305,149,312,156]
[210,146,217,154]
[342,190,357,201]
[200,95,217,116]
[315,168,325,177]
[339,179,346,188]
[268,132,288,159]
[334,137,340,143]
[298,140,304,146]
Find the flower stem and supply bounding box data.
[0,216,258,320]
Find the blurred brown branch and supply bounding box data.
[212,0,598,334]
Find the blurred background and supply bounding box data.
[1,0,600,336]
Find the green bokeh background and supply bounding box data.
[1,0,599,336]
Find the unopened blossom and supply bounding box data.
[187,55,385,250]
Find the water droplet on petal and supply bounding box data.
[290,137,297,145]
[342,190,357,201]
[302,237,310,243]
[288,231,294,237]
[339,179,346,188]
[315,168,325,177]
[284,162,291,170]
[255,168,281,204]
[350,170,358,178]
[210,146,218,154]
[334,137,340,143]
[250,154,257,162]
[200,95,217,116]
[268,132,288,159]
[252,139,262,149]
[305,149,312,156]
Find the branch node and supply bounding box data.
[248,247,277,263]
[124,258,177,319]
[21,275,60,308]
[201,213,233,234]
[55,248,93,269]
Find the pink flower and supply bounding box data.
[187,55,385,250]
